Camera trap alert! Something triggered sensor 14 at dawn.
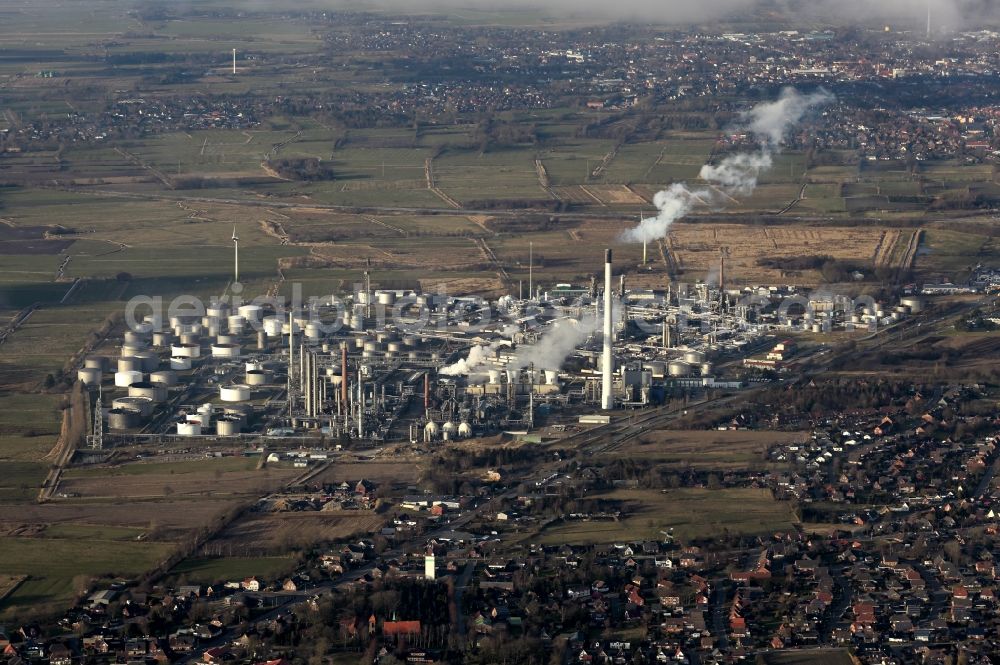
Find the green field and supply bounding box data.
[168,556,298,585]
[538,488,798,544]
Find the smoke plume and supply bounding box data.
[440,343,495,376]
[510,316,600,372]
[621,88,832,244]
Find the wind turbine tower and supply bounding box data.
[232,226,240,284]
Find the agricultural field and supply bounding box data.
[537,487,798,544]
[167,556,299,586]
[207,511,387,555]
[608,429,807,469]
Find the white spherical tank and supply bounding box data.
[78,368,102,387]
[171,343,201,359]
[177,421,202,437]
[458,422,473,438]
[220,384,251,402]
[212,343,241,359]
[424,421,439,439]
[442,421,458,439]
[170,356,193,371]
[115,370,143,388]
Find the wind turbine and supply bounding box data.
[232,225,240,284]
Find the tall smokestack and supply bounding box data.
[601,249,614,410]
[719,250,725,295]
[341,346,348,409]
[424,373,430,412]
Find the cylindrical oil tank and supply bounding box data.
[133,321,156,335]
[263,316,283,336]
[700,362,714,376]
[216,417,242,437]
[668,361,691,377]
[107,408,141,430]
[177,323,202,336]
[121,344,145,357]
[152,331,173,347]
[227,315,245,335]
[170,356,193,371]
[220,384,251,402]
[363,340,380,353]
[128,382,167,402]
[112,396,154,417]
[177,421,202,437]
[387,342,403,354]
[245,370,269,386]
[78,368,102,387]
[683,350,705,365]
[149,370,178,387]
[216,334,238,345]
[196,404,214,427]
[123,331,149,348]
[207,304,230,320]
[403,335,418,347]
[900,296,924,314]
[304,323,323,341]
[647,361,667,378]
[207,323,220,339]
[376,291,396,306]
[238,304,262,323]
[118,357,142,373]
[84,356,109,371]
[223,404,253,420]
[544,370,559,385]
[115,370,143,388]
[133,350,160,372]
[179,332,200,345]
[171,343,200,359]
[212,343,241,359]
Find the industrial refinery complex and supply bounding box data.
[76,246,926,449]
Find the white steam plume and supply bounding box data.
[510,316,600,372]
[440,343,495,376]
[621,88,833,245]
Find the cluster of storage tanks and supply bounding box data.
[76,307,269,437]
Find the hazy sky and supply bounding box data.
[335,0,998,28]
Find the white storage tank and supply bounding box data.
[220,384,251,402]
[458,422,473,438]
[107,409,141,430]
[78,368,102,387]
[123,331,149,348]
[149,370,178,387]
[216,417,242,437]
[152,332,173,347]
[668,361,691,377]
[177,421,202,437]
[216,334,238,345]
[84,356,109,371]
[683,350,705,365]
[263,316,283,336]
[112,396,154,417]
[133,350,160,372]
[171,343,201,359]
[544,370,559,385]
[900,296,925,314]
[227,315,245,335]
[246,370,270,386]
[170,356,193,371]
[115,370,143,388]
[128,381,167,402]
[212,343,241,359]
[118,357,143,373]
[238,304,263,323]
